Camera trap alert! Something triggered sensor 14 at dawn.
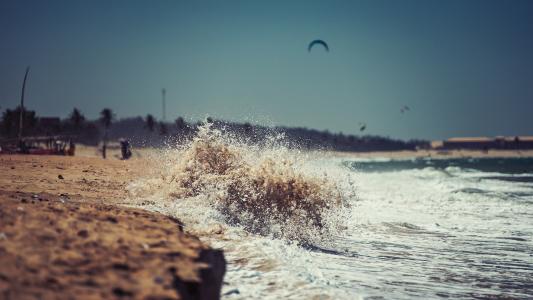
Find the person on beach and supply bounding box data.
[120,138,132,160]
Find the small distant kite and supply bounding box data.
[359,122,366,132]
[308,39,329,52]
[400,105,410,114]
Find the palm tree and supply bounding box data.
[159,121,168,135]
[99,108,114,158]
[69,108,85,130]
[175,117,186,130]
[145,114,156,132]
[1,107,37,138]
[100,108,113,129]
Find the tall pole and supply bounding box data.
[162,88,166,122]
[19,66,30,142]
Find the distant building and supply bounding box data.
[430,140,443,149]
[439,136,533,150]
[501,136,533,149]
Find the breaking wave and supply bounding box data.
[128,122,352,244]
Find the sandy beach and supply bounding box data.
[0,154,225,299]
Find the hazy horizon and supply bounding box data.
[1,0,533,140]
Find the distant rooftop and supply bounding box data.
[446,137,493,142]
[436,136,533,150]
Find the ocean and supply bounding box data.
[127,125,533,299]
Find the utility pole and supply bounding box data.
[162,88,166,122]
[19,66,30,142]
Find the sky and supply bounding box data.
[1,0,533,140]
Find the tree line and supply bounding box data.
[0,106,429,151]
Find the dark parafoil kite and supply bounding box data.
[308,39,329,52]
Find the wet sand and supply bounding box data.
[0,154,225,299]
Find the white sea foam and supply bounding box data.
[126,126,533,299]
[127,122,353,245]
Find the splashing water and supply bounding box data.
[126,127,533,299]
[128,122,352,245]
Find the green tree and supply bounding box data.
[159,121,168,135]
[69,108,85,130]
[175,117,186,130]
[1,106,37,138]
[145,114,156,132]
[99,108,114,129]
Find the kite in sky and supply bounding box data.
[308,39,329,52]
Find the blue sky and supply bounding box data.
[1,0,533,139]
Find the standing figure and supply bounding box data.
[120,138,132,160]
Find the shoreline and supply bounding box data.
[1,146,531,298]
[331,149,533,160]
[72,144,533,160]
[0,154,226,299]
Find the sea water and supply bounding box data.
[127,126,533,299]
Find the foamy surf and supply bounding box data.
[127,122,352,245]
[126,124,533,299]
